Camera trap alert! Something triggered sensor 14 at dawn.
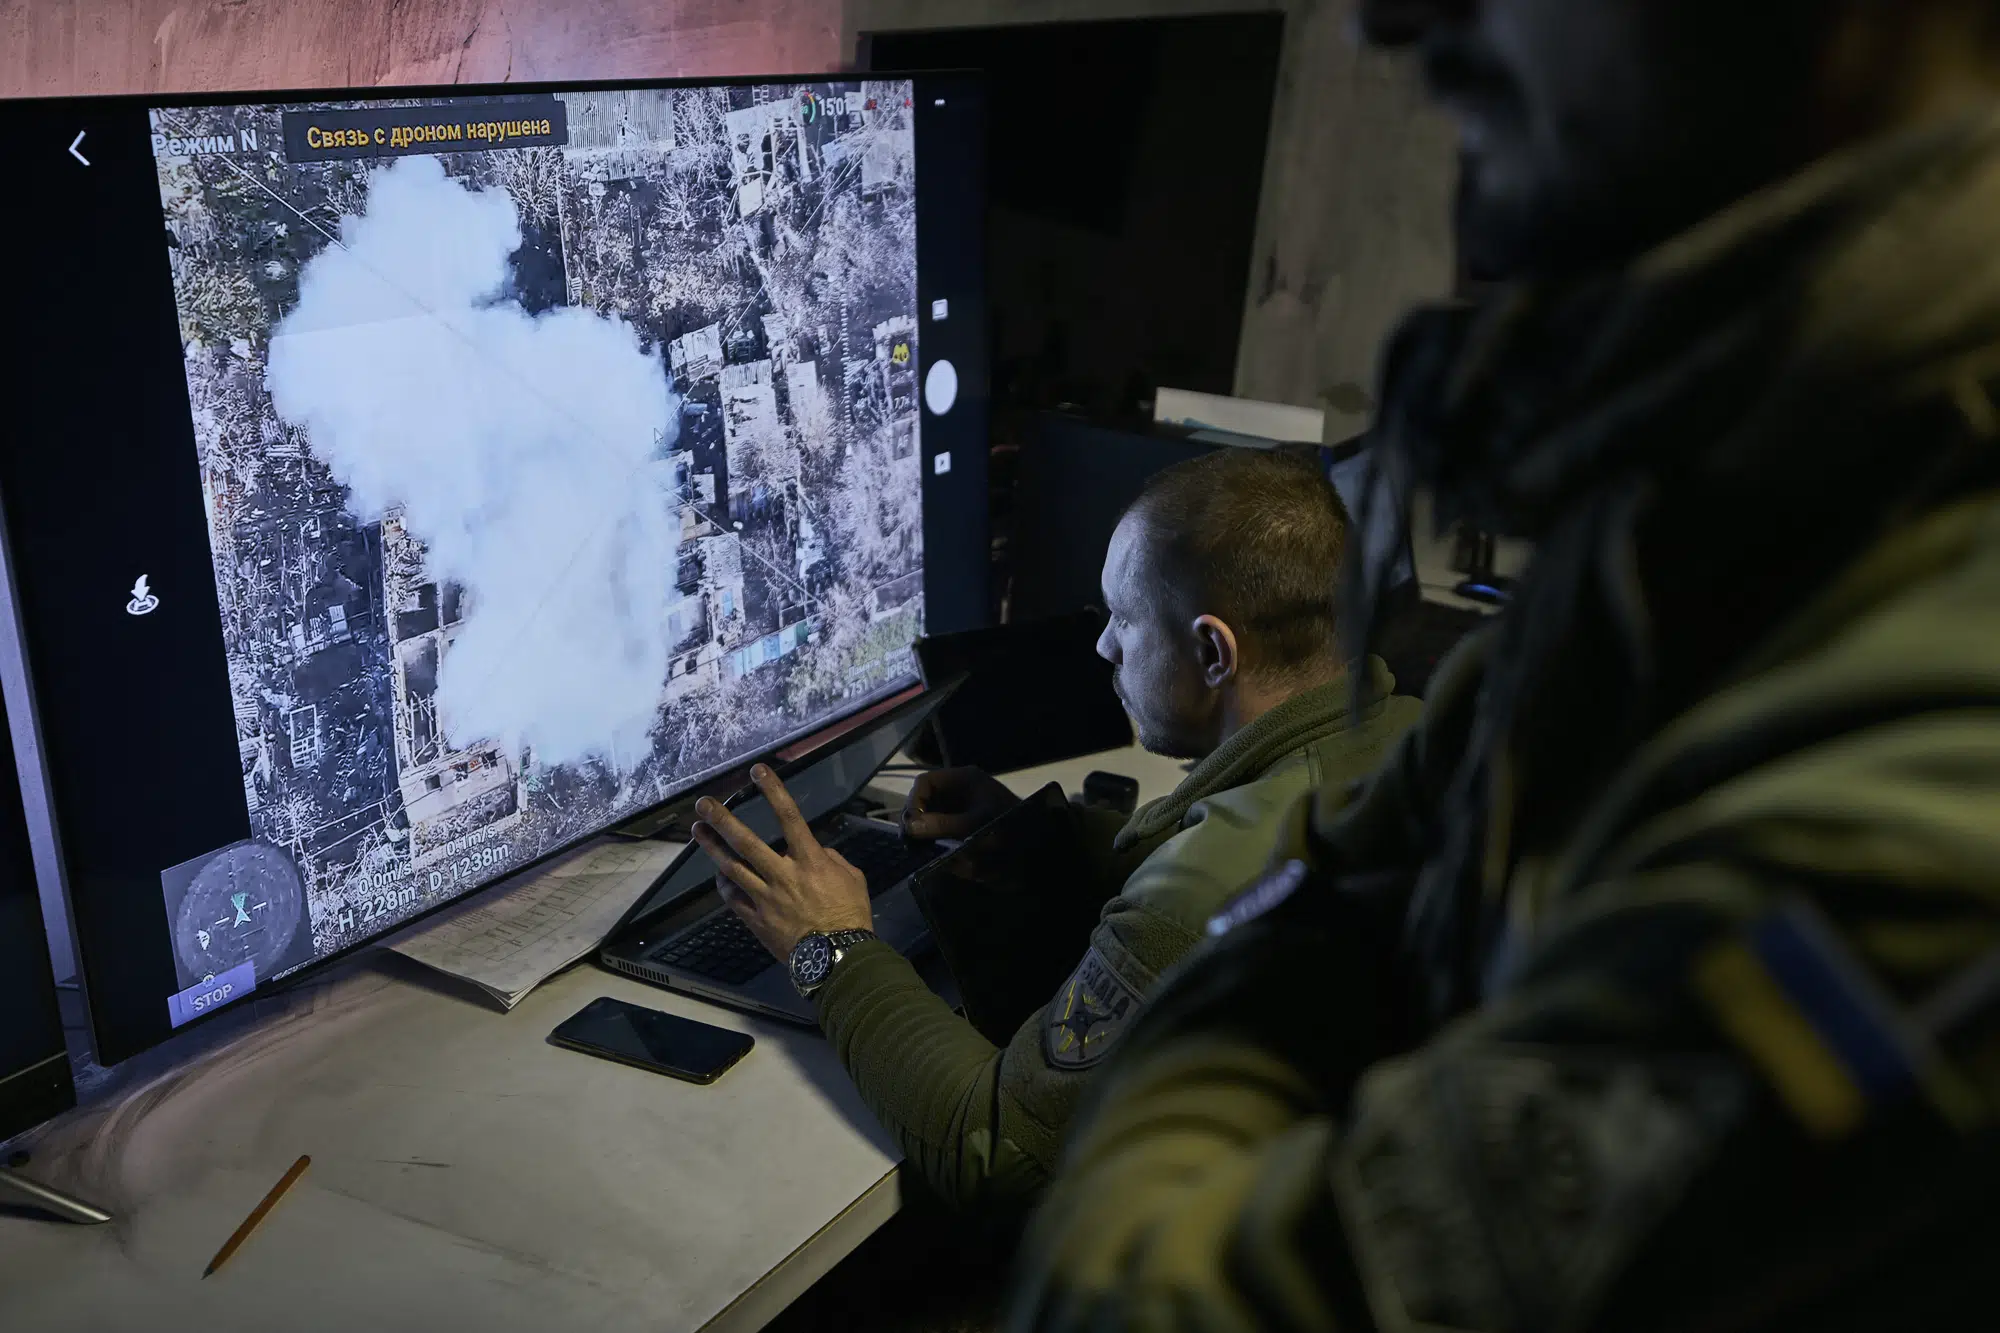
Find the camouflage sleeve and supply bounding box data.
[1009,711,2000,1333]
[1265,856,2000,1333]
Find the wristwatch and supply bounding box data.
[788,929,878,997]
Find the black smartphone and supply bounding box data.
[1081,770,1140,817]
[549,996,755,1085]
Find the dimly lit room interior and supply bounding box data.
[6,2,1997,1330]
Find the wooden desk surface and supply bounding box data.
[0,744,1186,1333]
[0,952,901,1333]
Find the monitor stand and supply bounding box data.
[0,1166,111,1224]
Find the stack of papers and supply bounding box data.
[389,838,684,1010]
[1152,387,1326,445]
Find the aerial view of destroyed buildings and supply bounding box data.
[152,83,926,963]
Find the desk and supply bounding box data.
[0,743,1185,1333]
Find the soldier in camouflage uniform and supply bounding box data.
[1006,1,2000,1329]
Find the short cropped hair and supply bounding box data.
[1124,446,1349,676]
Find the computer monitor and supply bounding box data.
[1009,417,1417,623]
[0,689,75,1144]
[0,72,988,1063]
[1323,436,1421,613]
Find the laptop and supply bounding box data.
[909,611,1133,773]
[908,781,1109,1045]
[598,684,959,1026]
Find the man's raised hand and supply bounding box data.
[690,764,872,960]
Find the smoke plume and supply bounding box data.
[268,155,679,771]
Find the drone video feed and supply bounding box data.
[149,83,925,1000]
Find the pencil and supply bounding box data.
[203,1155,311,1278]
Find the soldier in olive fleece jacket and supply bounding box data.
[690,448,1422,1211]
[810,662,1418,1210]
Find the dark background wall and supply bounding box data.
[849,0,1457,438]
[870,14,1285,424]
[0,0,844,98]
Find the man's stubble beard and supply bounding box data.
[1124,689,1206,762]
[1455,98,1821,283]
[1135,723,1203,763]
[1457,151,1638,282]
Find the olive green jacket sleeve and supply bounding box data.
[1007,496,2000,1332]
[809,894,1201,1212]
[811,777,1316,1211]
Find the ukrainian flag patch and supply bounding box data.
[1693,900,1979,1139]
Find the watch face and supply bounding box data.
[791,934,834,988]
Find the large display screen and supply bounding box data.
[0,74,988,1062]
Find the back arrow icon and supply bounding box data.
[69,131,90,166]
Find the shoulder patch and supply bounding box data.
[1206,859,1308,937]
[1043,947,1146,1070]
[1331,1047,1746,1333]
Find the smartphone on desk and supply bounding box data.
[550,996,754,1085]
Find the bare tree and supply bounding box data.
[488,148,566,227]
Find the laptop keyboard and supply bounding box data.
[656,912,771,984]
[650,826,943,986]
[846,826,946,895]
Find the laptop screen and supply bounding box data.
[1326,446,1418,597]
[622,685,951,928]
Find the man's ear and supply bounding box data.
[1190,614,1240,689]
